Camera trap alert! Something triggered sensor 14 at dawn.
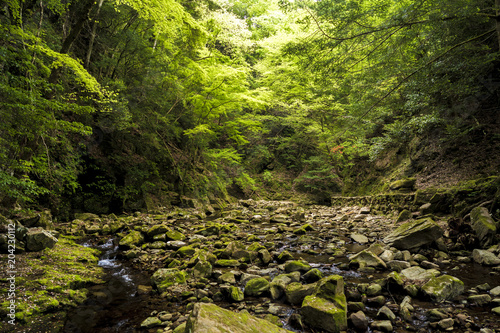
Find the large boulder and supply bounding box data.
[383,218,443,250]
[301,275,347,333]
[421,275,465,302]
[185,303,292,333]
[470,207,498,248]
[285,282,316,305]
[26,228,58,252]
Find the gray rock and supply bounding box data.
[490,286,500,297]
[472,249,500,266]
[351,233,369,244]
[400,266,440,282]
[383,217,443,250]
[26,228,58,252]
[387,260,411,272]
[377,306,396,321]
[349,311,368,331]
[437,318,454,330]
[470,207,498,248]
[349,250,387,269]
[468,294,492,305]
[371,320,393,332]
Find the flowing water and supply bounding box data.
[64,222,500,333]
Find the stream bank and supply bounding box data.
[1,200,500,332]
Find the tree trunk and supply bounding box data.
[85,0,105,69]
[497,0,500,50]
[48,0,94,85]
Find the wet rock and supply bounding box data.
[118,230,144,249]
[285,282,316,305]
[151,268,188,293]
[493,307,500,315]
[185,303,292,333]
[244,277,270,297]
[470,207,498,248]
[167,240,187,249]
[26,228,58,252]
[349,250,387,269]
[472,249,500,266]
[349,310,368,331]
[347,302,365,312]
[421,275,465,302]
[371,320,393,332]
[383,217,443,250]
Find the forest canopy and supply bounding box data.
[1,0,499,217]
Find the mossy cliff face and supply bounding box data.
[0,237,104,332]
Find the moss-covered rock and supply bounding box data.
[284,260,311,273]
[166,229,186,241]
[26,228,58,252]
[244,277,270,297]
[301,295,347,333]
[185,303,293,333]
[229,286,245,302]
[285,282,316,305]
[151,268,188,293]
[383,217,443,250]
[118,230,144,249]
[421,275,464,302]
[470,207,498,248]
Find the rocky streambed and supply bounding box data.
[2,200,500,333]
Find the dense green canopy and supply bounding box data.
[1,0,498,216]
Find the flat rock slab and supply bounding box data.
[186,303,293,333]
[383,218,443,250]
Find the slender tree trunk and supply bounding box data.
[48,0,94,85]
[85,0,105,69]
[496,0,500,50]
